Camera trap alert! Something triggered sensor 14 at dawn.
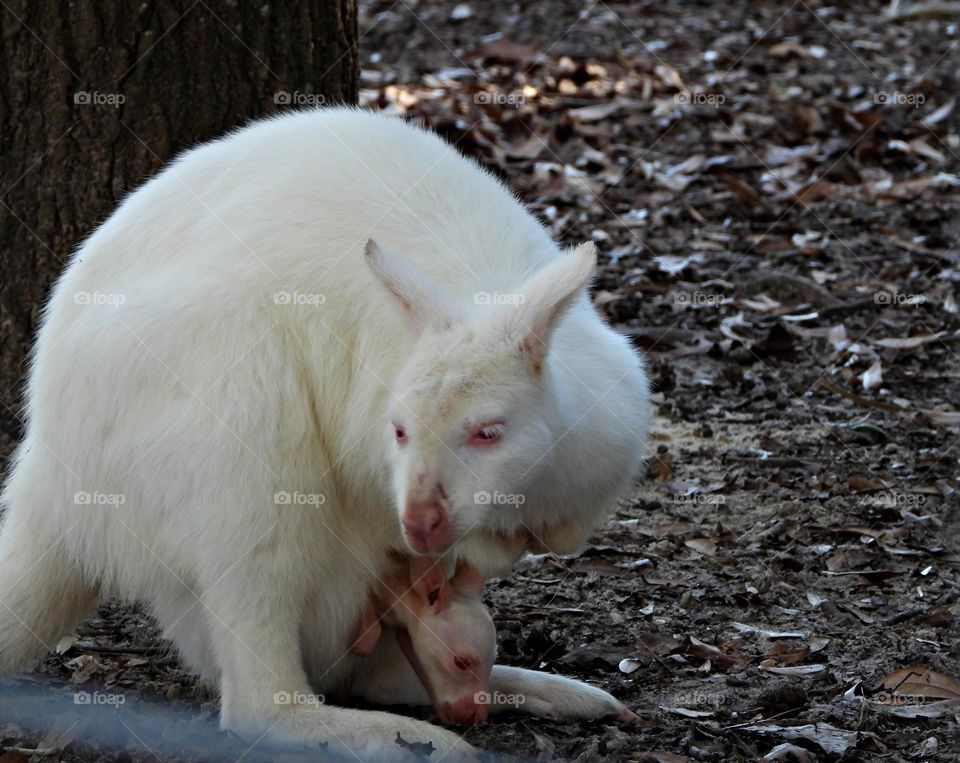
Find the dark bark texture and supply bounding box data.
[0,0,358,457]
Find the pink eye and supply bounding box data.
[467,422,504,447]
[394,424,407,444]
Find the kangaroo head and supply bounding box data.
[365,239,596,557]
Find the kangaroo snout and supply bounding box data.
[402,500,453,553]
[438,695,489,726]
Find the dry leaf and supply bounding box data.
[685,537,718,556]
[742,723,858,755]
[875,333,944,349]
[761,743,816,763]
[871,666,960,701]
[731,622,808,639]
[759,663,826,675]
[848,476,888,492]
[861,359,883,391]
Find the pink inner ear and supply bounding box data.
[451,560,486,596]
[409,556,451,612]
[350,601,382,656]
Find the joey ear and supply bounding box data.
[408,556,451,613]
[451,560,486,596]
[365,240,460,334]
[507,242,597,373]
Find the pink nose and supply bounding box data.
[439,695,488,726]
[402,502,452,553]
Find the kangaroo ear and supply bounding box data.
[365,240,460,334]
[409,556,452,614]
[506,242,597,373]
[451,560,486,596]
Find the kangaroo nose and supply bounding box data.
[402,502,453,553]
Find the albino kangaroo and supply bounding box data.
[0,108,649,760]
[350,555,638,727]
[349,555,496,726]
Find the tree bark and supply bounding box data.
[0,0,358,457]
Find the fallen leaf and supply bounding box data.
[761,743,816,763]
[848,476,888,492]
[619,658,644,674]
[532,730,555,761]
[569,101,625,122]
[742,722,858,755]
[731,622,808,639]
[861,359,882,391]
[395,732,436,756]
[723,174,762,205]
[870,666,960,701]
[660,705,714,718]
[685,537,717,556]
[875,333,944,349]
[55,634,79,655]
[759,663,826,675]
[873,699,960,719]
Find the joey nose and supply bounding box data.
[441,696,488,725]
[402,502,453,553]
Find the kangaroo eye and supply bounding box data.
[394,424,407,444]
[468,422,504,446]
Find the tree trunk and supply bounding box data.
[0,0,358,458]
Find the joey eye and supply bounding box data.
[454,656,472,671]
[394,424,407,444]
[427,587,440,606]
[467,421,504,447]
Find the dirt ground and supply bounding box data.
[3,1,959,761]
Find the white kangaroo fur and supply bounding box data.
[0,108,649,760]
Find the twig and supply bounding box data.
[887,1,960,20]
[882,608,926,626]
